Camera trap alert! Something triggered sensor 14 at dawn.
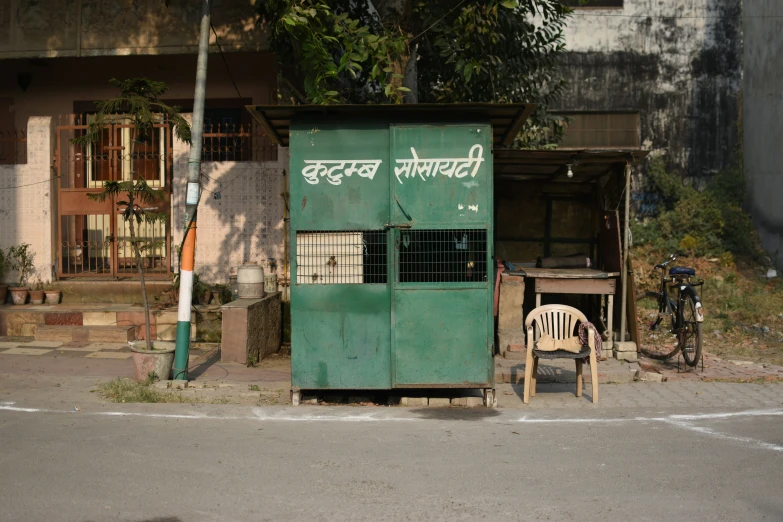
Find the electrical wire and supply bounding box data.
[210,23,244,101]
[0,175,60,190]
[410,0,468,43]
[569,11,783,20]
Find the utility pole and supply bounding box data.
[172,0,210,381]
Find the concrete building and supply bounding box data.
[555,0,742,189]
[0,0,284,287]
[743,1,783,270]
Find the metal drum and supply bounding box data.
[237,263,265,299]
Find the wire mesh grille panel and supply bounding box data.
[398,229,488,283]
[296,231,387,284]
[114,216,169,275]
[60,214,113,276]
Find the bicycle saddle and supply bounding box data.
[669,266,696,276]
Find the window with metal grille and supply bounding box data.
[398,229,488,283]
[296,231,387,284]
[556,112,639,148]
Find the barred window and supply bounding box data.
[296,231,387,284]
[398,229,488,283]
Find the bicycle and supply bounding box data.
[636,254,705,367]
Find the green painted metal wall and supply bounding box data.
[290,120,494,390]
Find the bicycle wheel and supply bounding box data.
[636,291,680,360]
[679,292,703,366]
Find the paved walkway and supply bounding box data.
[641,351,783,382]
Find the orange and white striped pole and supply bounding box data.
[172,221,196,380]
[172,0,209,381]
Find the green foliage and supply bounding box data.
[87,179,165,226]
[6,243,35,287]
[632,156,764,261]
[258,0,570,146]
[0,247,6,283]
[71,78,191,147]
[258,0,409,104]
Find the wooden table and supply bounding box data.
[508,268,620,350]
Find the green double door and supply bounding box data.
[290,123,493,390]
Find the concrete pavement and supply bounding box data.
[1,401,782,521]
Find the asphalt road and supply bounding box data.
[1,402,782,522]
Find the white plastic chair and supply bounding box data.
[523,304,598,404]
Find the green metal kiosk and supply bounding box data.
[248,104,534,406]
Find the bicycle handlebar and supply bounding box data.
[654,254,677,270]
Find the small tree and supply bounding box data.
[72,78,191,350]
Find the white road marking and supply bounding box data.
[1,402,782,450]
[514,409,783,452]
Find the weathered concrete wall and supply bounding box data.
[171,116,287,287]
[743,1,783,270]
[556,0,742,182]
[0,0,268,59]
[0,117,54,284]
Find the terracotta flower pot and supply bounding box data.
[0,284,7,305]
[44,290,62,304]
[130,341,176,382]
[201,290,212,305]
[9,287,29,305]
[28,290,44,305]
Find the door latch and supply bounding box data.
[384,223,412,229]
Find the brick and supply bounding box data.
[153,380,172,389]
[614,341,637,352]
[615,351,638,362]
[171,380,188,389]
[20,323,39,336]
[83,312,117,326]
[3,312,45,336]
[400,397,428,407]
[44,312,83,326]
[117,311,156,340]
[465,397,485,408]
[156,322,196,342]
[87,326,135,343]
[503,350,525,361]
[34,325,77,342]
[428,398,450,407]
[452,396,485,407]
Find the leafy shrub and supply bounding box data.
[633,156,764,261]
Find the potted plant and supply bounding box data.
[44,282,62,304]
[29,276,45,305]
[72,77,191,381]
[0,248,7,305]
[7,243,35,305]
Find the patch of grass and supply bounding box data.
[99,378,172,403]
[98,378,229,404]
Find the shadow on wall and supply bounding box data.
[170,150,287,288]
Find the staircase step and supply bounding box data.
[35,325,135,343]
